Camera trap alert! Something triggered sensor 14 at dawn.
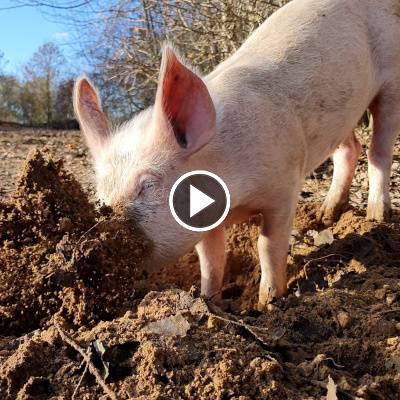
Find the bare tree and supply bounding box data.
[0,75,21,122]
[23,42,66,124]
[6,1,291,116]
[19,77,47,124]
[0,52,20,122]
[74,1,290,112]
[53,78,75,120]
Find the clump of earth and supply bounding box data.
[0,148,151,335]
[0,148,399,399]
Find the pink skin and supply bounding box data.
[74,0,400,308]
[319,133,362,226]
[196,226,226,302]
[367,93,400,221]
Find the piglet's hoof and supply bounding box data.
[257,286,287,311]
[317,201,349,227]
[366,202,392,222]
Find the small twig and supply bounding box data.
[72,360,89,400]
[76,220,102,245]
[204,301,278,361]
[54,322,118,400]
[302,254,341,278]
[214,314,274,351]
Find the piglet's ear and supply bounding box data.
[155,46,216,154]
[73,77,111,157]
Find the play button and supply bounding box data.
[190,185,215,218]
[169,170,230,232]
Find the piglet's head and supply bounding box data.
[73,45,216,263]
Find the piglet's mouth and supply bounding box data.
[95,202,155,265]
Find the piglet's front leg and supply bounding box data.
[257,193,298,309]
[196,226,226,303]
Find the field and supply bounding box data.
[0,126,400,399]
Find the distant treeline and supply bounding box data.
[0,42,77,129]
[2,1,291,126]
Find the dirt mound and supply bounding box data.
[0,148,399,399]
[0,149,150,335]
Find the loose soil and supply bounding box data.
[0,128,399,399]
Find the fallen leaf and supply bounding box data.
[313,229,334,246]
[143,313,191,337]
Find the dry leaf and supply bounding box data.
[143,313,191,337]
[313,229,334,246]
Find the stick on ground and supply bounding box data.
[54,322,118,400]
[72,361,89,400]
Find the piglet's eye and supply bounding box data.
[138,181,155,197]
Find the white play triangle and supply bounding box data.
[190,184,215,218]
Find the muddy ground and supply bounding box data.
[0,126,399,400]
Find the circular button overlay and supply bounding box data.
[169,170,231,232]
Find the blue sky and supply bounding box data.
[0,1,80,75]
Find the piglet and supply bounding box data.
[74,0,400,307]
